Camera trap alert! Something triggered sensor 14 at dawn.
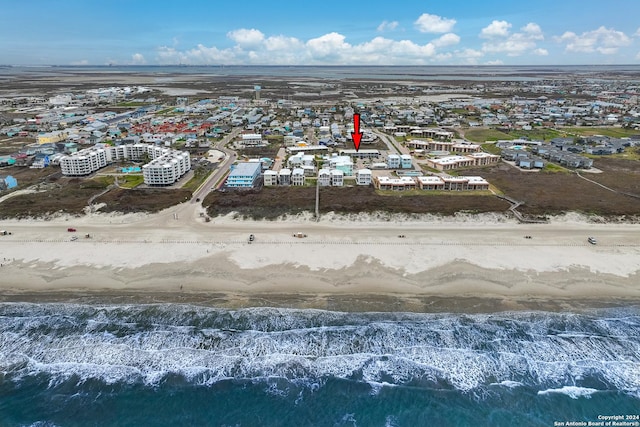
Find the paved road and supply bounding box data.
[190,128,241,204]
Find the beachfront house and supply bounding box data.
[356,169,372,186]
[226,162,261,188]
[278,168,291,185]
[318,169,331,186]
[291,168,305,186]
[263,170,278,186]
[330,169,344,186]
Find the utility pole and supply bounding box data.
[315,177,320,221]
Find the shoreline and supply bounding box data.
[2,288,639,314]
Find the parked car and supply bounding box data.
[67,227,77,232]
[588,237,597,245]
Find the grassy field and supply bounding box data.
[182,168,213,192]
[464,129,513,142]
[561,127,640,138]
[461,159,640,217]
[481,142,502,155]
[118,175,144,189]
[508,128,565,141]
[465,127,566,143]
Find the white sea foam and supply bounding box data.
[537,386,599,399]
[1,304,639,396]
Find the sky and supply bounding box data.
[2,0,640,66]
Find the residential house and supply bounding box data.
[291,168,305,186]
[356,169,372,186]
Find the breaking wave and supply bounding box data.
[1,303,639,398]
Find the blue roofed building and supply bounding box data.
[226,162,261,188]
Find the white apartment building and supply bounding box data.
[60,147,108,176]
[142,151,191,186]
[356,169,372,186]
[241,133,263,147]
[60,143,191,185]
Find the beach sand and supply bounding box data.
[1,203,639,311]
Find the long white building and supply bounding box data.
[142,151,191,186]
[60,143,191,185]
[60,146,108,176]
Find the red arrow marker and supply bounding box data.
[351,113,363,152]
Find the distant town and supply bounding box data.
[0,69,639,219]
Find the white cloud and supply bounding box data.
[414,13,456,33]
[432,33,460,48]
[480,20,512,38]
[377,20,399,32]
[481,22,545,56]
[226,28,265,48]
[155,28,474,65]
[71,59,89,65]
[264,35,304,51]
[556,26,631,54]
[485,59,504,65]
[522,23,543,38]
[306,32,351,59]
[635,28,640,37]
[533,48,549,56]
[131,53,146,65]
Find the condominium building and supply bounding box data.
[424,153,499,171]
[60,143,191,185]
[226,162,262,188]
[142,151,191,186]
[60,146,108,176]
[374,176,417,191]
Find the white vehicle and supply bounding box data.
[587,237,597,245]
[70,236,78,241]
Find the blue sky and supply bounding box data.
[2,0,640,65]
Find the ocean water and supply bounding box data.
[0,303,638,426]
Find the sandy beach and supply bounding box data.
[1,201,639,310]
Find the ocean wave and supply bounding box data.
[537,386,599,399]
[1,303,639,396]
